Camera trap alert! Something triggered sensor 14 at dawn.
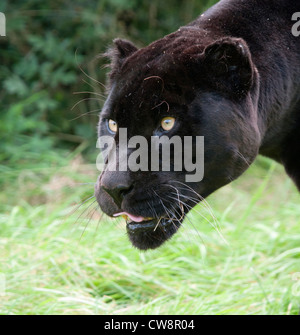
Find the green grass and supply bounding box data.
[0,154,300,315]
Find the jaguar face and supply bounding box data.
[95,33,260,250]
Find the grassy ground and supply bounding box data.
[0,153,300,315]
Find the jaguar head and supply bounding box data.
[95,32,260,250]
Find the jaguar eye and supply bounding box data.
[161,117,175,131]
[107,119,118,133]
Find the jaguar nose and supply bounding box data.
[102,183,133,207]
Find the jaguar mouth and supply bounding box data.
[126,217,173,233]
[113,212,154,227]
[113,211,182,250]
[113,212,172,232]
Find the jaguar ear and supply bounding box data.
[203,37,254,97]
[104,38,138,77]
[113,38,138,59]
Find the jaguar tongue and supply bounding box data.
[113,212,145,223]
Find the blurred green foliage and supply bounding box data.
[0,0,216,168]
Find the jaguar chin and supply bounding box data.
[94,0,300,250]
